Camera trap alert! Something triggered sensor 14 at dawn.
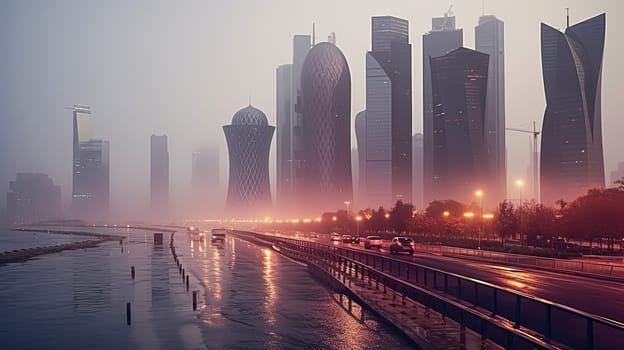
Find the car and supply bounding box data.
[389,237,414,255]
[341,235,354,243]
[211,228,227,243]
[352,236,361,244]
[364,236,382,249]
[330,232,341,241]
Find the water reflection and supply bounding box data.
[262,248,277,325]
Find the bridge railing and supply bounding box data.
[238,231,624,350]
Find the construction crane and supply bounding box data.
[506,121,541,203]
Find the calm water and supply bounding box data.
[0,227,412,349]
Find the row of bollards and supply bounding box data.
[126,230,198,326]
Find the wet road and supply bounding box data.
[322,238,624,324]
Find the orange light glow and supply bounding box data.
[482,213,494,219]
[356,216,362,221]
[443,211,450,217]
[463,212,475,218]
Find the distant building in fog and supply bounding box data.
[540,13,606,205]
[611,162,624,186]
[476,15,506,205]
[412,133,423,208]
[354,110,366,207]
[192,147,219,191]
[300,42,352,212]
[423,13,463,206]
[363,16,412,209]
[150,134,169,217]
[7,173,61,225]
[71,105,109,221]
[223,105,274,216]
[430,47,489,204]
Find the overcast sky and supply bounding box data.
[0,0,622,218]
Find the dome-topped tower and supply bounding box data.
[231,105,268,126]
[223,104,274,217]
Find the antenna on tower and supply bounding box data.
[312,23,316,46]
[566,7,570,29]
[482,0,485,16]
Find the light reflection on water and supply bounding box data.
[176,232,413,350]
[1,227,413,350]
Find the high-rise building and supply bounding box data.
[430,47,489,203]
[300,42,352,213]
[275,35,311,215]
[423,13,463,205]
[276,64,292,208]
[6,173,62,225]
[412,133,424,209]
[611,162,624,186]
[71,105,109,220]
[223,105,274,216]
[355,110,366,207]
[192,147,219,191]
[540,13,606,205]
[476,15,506,206]
[150,134,169,217]
[363,16,412,209]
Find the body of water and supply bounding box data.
[0,226,412,349]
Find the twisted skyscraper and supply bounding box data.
[540,13,606,205]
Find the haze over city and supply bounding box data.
[1,0,622,221]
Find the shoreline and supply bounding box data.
[0,228,126,264]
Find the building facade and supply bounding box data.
[422,14,463,205]
[150,134,169,217]
[412,133,423,208]
[363,16,412,209]
[276,64,292,208]
[430,47,489,203]
[71,105,109,220]
[6,173,62,225]
[300,42,352,213]
[540,13,606,205]
[223,105,274,216]
[476,15,506,206]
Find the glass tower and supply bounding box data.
[540,13,606,205]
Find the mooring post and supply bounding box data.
[192,290,197,310]
[186,275,190,290]
[131,266,135,279]
[126,302,131,325]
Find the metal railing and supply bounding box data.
[414,243,624,279]
[236,231,624,350]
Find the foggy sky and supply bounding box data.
[1,0,622,219]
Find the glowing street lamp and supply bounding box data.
[384,213,390,219]
[355,215,362,236]
[332,216,337,222]
[443,211,450,218]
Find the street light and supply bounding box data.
[475,190,483,250]
[516,179,525,247]
[356,215,362,236]
[443,211,450,218]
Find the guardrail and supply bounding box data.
[415,243,624,279]
[236,231,624,350]
[235,231,553,350]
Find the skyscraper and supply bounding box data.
[300,42,352,213]
[430,47,489,203]
[191,147,220,217]
[275,35,311,214]
[412,133,423,209]
[423,13,463,205]
[71,105,109,220]
[355,110,366,207]
[150,134,169,217]
[363,16,412,209]
[6,173,62,225]
[476,15,506,206]
[540,13,606,205]
[223,105,274,216]
[276,64,292,208]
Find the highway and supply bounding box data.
[319,237,624,324]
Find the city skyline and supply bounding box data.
[1,1,622,219]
